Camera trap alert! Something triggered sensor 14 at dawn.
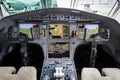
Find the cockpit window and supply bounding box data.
[0,0,118,17]
[0,0,57,15]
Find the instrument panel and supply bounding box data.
[7,20,110,60]
[18,23,99,40]
[16,22,102,58]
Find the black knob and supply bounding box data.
[65,74,70,80]
[66,67,68,69]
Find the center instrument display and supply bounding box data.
[49,24,69,39]
[48,42,70,58]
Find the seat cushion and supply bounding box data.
[81,68,101,80]
[101,77,111,80]
[1,74,18,80]
[102,68,120,80]
[0,67,16,74]
[17,67,37,80]
[0,66,36,80]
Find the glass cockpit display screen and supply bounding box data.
[48,42,70,58]
[19,23,33,39]
[49,24,69,39]
[85,24,99,40]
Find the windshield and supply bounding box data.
[0,0,118,16]
[0,0,57,15]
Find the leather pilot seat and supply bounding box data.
[102,68,120,80]
[81,68,111,80]
[0,67,36,80]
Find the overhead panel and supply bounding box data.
[82,0,93,4]
[93,0,100,4]
[101,0,109,4]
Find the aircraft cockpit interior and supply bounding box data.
[0,8,120,80]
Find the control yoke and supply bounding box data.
[18,33,30,66]
[89,29,110,67]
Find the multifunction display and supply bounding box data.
[48,42,70,58]
[49,24,69,39]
